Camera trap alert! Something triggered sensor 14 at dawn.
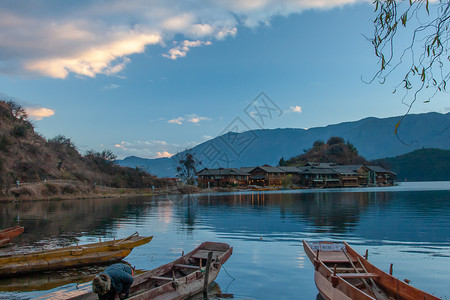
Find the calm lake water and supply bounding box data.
[0,182,449,299]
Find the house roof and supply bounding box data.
[305,162,336,168]
[332,167,357,175]
[367,165,396,175]
[196,168,250,176]
[240,167,256,173]
[278,166,301,173]
[253,165,286,173]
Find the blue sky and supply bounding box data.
[0,0,448,159]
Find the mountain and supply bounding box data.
[117,112,450,177]
[371,148,450,181]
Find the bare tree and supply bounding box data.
[175,150,202,185]
[369,0,450,133]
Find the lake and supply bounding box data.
[0,182,449,299]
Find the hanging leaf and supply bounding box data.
[394,120,401,135]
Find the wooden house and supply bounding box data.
[196,168,250,188]
[244,165,286,186]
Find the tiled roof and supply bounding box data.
[197,168,250,176]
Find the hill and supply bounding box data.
[371,148,450,181]
[118,112,450,177]
[285,137,368,166]
[0,101,165,196]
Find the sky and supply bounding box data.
[0,0,448,159]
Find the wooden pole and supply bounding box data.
[389,263,393,276]
[357,257,389,300]
[203,251,213,296]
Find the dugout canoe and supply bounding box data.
[0,225,24,247]
[40,241,233,300]
[0,233,152,277]
[303,240,440,300]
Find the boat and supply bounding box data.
[0,225,24,247]
[303,240,440,300]
[39,241,233,300]
[0,232,152,277]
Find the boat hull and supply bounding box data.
[0,234,152,277]
[303,240,441,300]
[0,226,24,247]
[39,241,233,300]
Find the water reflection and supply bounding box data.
[0,183,449,299]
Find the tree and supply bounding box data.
[175,150,202,185]
[370,1,449,133]
[278,157,286,166]
[6,100,28,120]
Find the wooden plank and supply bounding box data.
[338,273,380,279]
[174,264,200,269]
[319,251,358,263]
[150,276,173,281]
[191,250,223,260]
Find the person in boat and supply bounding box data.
[92,263,134,300]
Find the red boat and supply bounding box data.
[0,225,24,247]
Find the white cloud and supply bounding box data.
[0,0,363,78]
[162,40,212,60]
[113,139,175,159]
[168,117,185,125]
[187,114,211,124]
[289,105,302,113]
[102,83,120,90]
[25,107,55,121]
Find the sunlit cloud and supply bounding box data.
[25,107,55,121]
[0,0,363,78]
[168,117,185,125]
[289,105,302,113]
[162,40,212,60]
[113,140,175,159]
[156,151,174,158]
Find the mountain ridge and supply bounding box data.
[117,112,450,177]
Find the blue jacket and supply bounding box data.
[101,263,134,293]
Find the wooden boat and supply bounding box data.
[0,233,152,277]
[303,240,441,300]
[0,225,24,247]
[39,242,233,300]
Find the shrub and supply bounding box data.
[42,183,59,196]
[177,185,201,194]
[10,186,36,198]
[61,184,78,194]
[12,125,28,138]
[327,136,345,145]
[0,136,10,152]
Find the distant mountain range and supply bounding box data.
[117,112,450,177]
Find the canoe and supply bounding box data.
[303,240,440,300]
[0,233,152,277]
[40,241,233,300]
[0,225,24,247]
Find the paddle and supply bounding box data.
[357,257,389,300]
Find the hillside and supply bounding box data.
[0,101,165,195]
[285,137,368,166]
[118,112,450,177]
[371,148,450,181]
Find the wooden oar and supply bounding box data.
[357,257,389,300]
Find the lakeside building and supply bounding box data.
[196,163,396,188]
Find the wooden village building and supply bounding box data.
[196,163,396,189]
[196,168,249,188]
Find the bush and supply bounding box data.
[9,186,36,198]
[327,136,345,145]
[0,136,10,152]
[12,125,28,138]
[42,183,60,196]
[177,185,201,194]
[61,184,78,194]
